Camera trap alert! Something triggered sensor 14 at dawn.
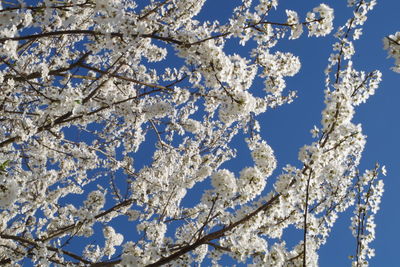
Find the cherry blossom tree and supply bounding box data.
[0,0,386,266]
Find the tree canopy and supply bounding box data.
[0,0,397,266]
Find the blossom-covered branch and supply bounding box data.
[0,0,385,266]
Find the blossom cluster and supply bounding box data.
[306,4,334,37]
[384,32,400,73]
[286,10,303,40]
[0,178,18,209]
[350,167,385,266]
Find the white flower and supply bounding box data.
[211,169,237,197]
[144,101,173,119]
[251,142,277,176]
[0,40,18,59]
[183,118,202,133]
[137,221,167,243]
[120,254,142,266]
[381,165,387,176]
[384,32,400,73]
[103,226,124,258]
[83,245,102,262]
[238,167,265,202]
[306,4,334,37]
[218,90,258,125]
[286,10,303,40]
[0,179,19,209]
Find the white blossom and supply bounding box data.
[384,32,400,73]
[306,4,334,37]
[286,10,303,39]
[0,1,387,266]
[103,226,124,258]
[211,169,237,197]
[0,179,19,209]
[251,141,277,176]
